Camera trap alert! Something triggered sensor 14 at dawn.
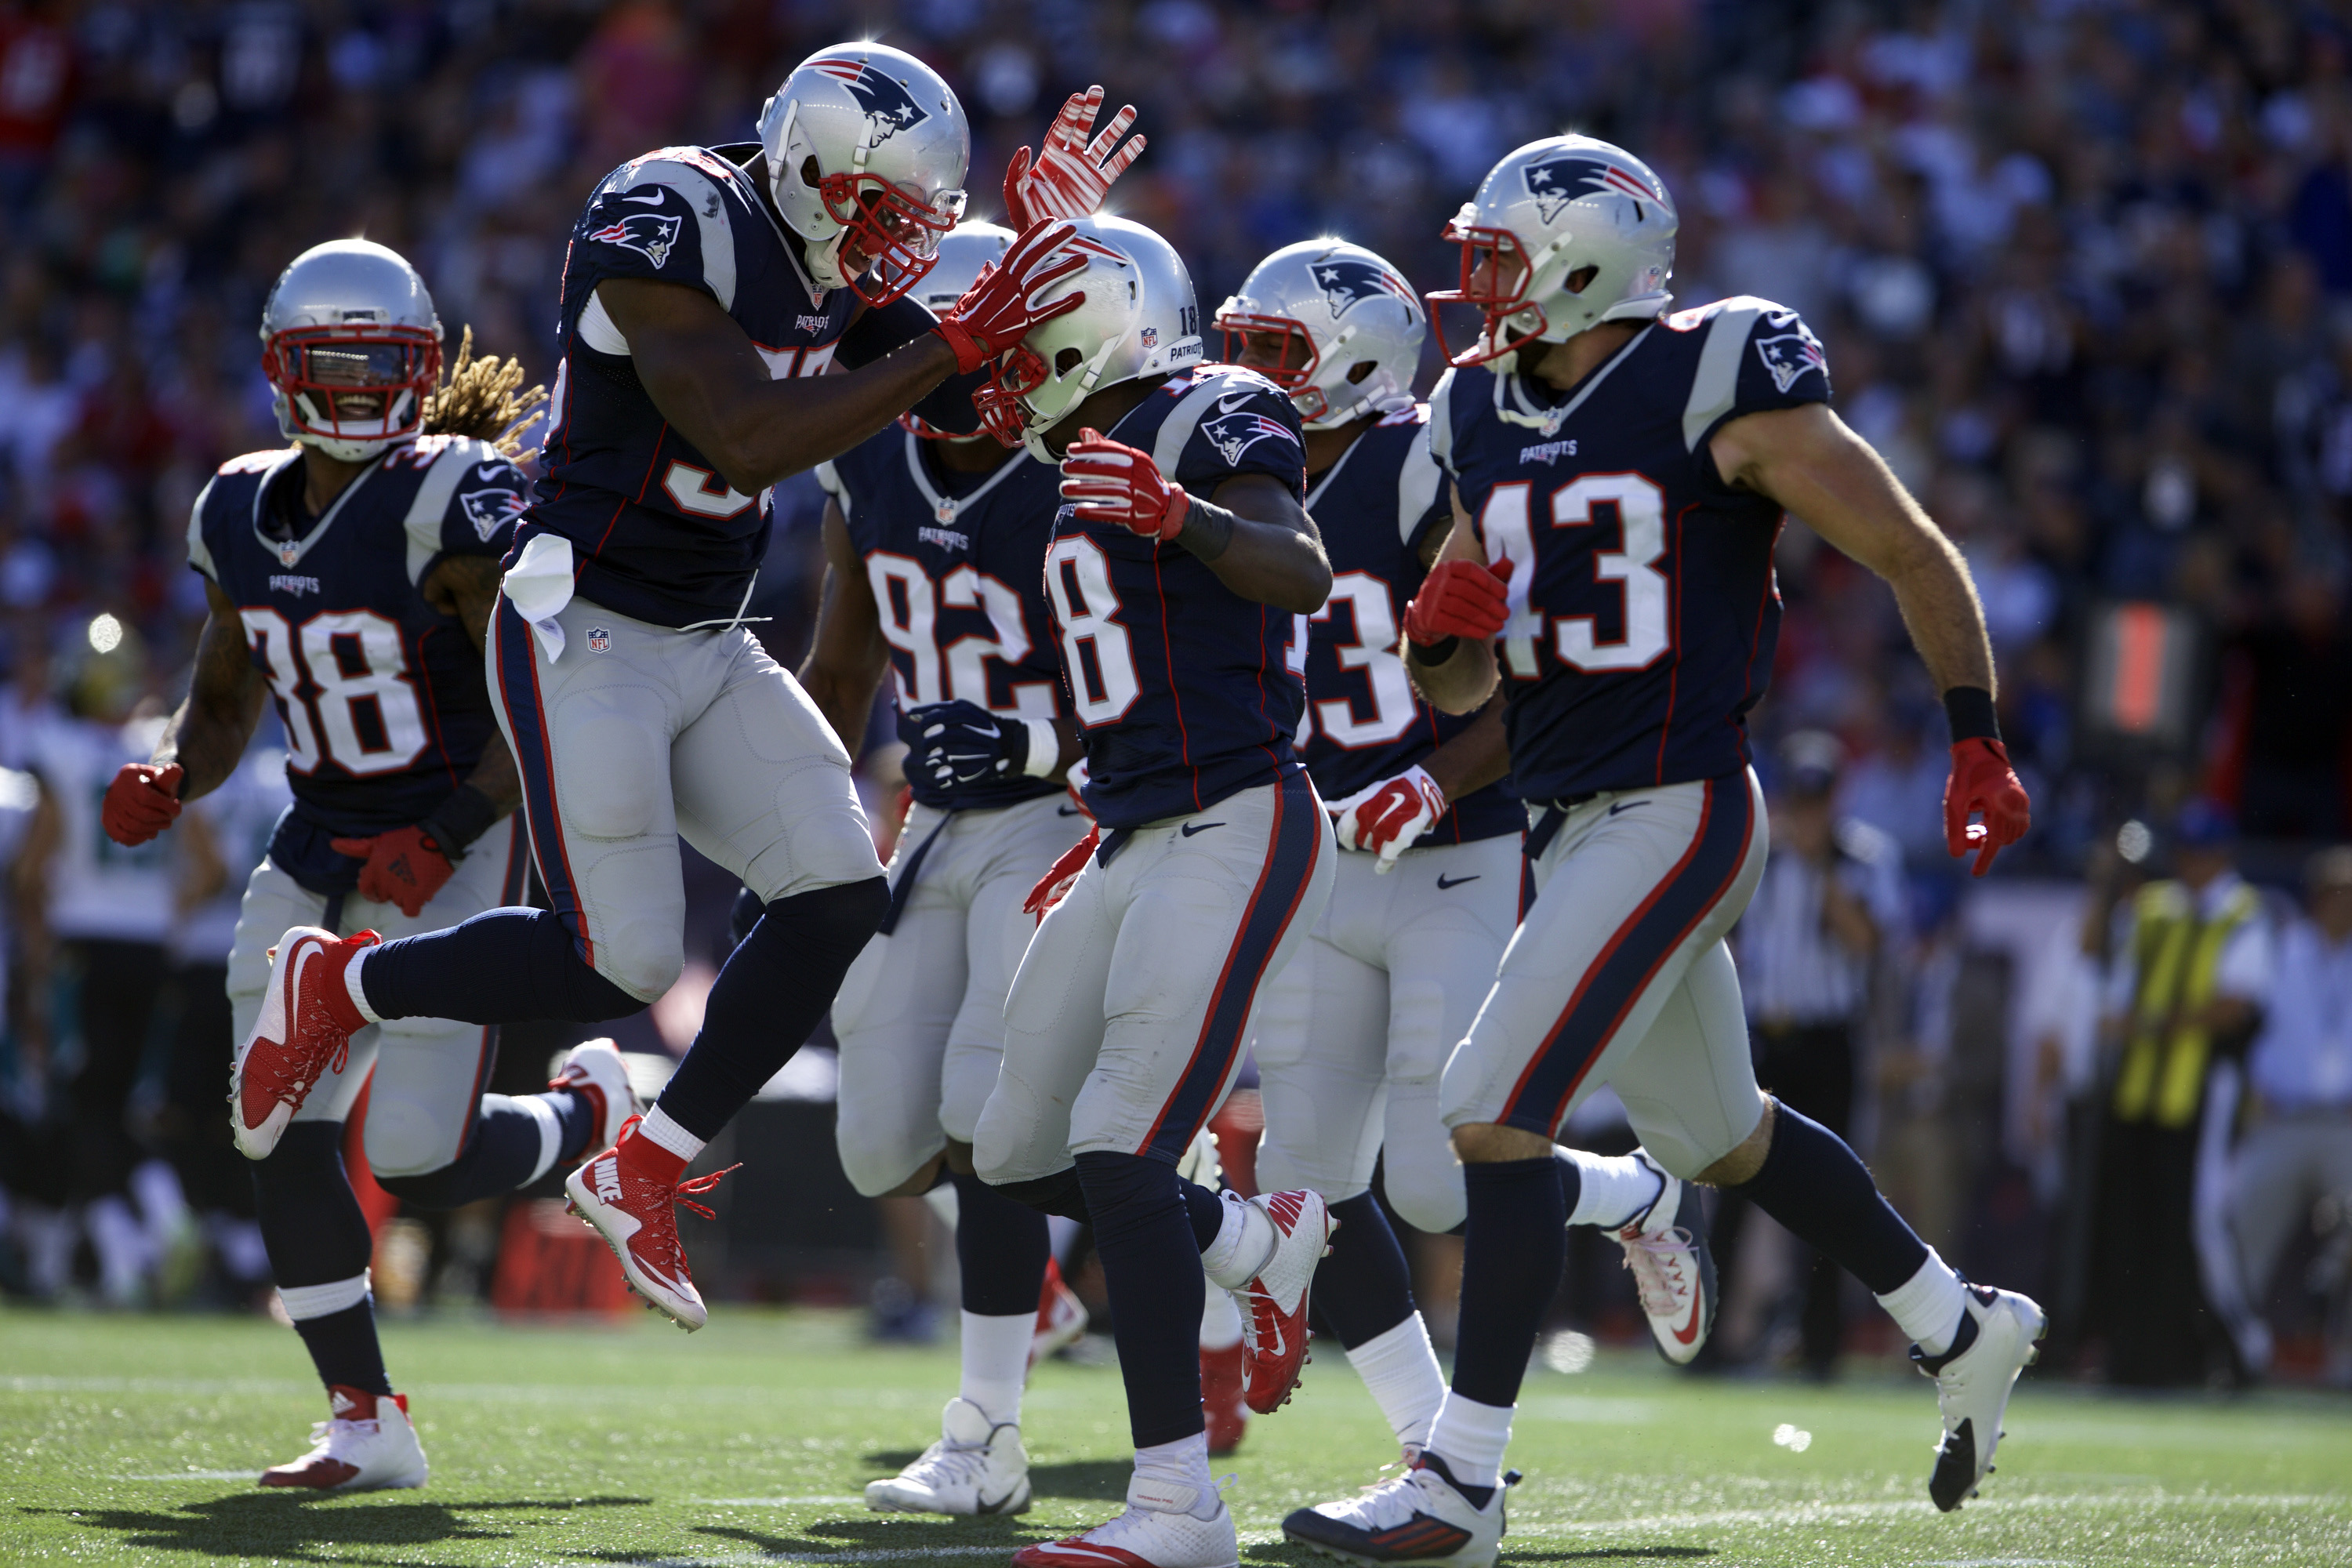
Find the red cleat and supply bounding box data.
[564,1116,735,1331]
[1201,1338,1247,1455]
[231,927,378,1160]
[1226,1188,1334,1414]
[1029,1256,1089,1373]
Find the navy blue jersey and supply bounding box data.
[816,429,1068,811]
[1298,404,1522,846]
[188,435,525,894]
[1047,367,1311,828]
[1432,297,1829,801]
[524,143,858,630]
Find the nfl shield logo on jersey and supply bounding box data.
[586,626,612,654]
[278,539,300,567]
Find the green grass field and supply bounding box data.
[3,1306,2349,1566]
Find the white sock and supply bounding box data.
[959,1310,1033,1427]
[1343,1313,1447,1450]
[516,1094,563,1184]
[1560,1148,1665,1231]
[924,1183,960,1229]
[1132,1431,1220,1519]
[635,1104,706,1163]
[1200,1194,1271,1289]
[1047,1214,1083,1262]
[278,1271,371,1320]
[1425,1391,1515,1490]
[1876,1247,1967,1356]
[1200,1282,1243,1349]
[343,946,383,1024]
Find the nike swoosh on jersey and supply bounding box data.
[1217,394,1254,413]
[1179,821,1225,837]
[622,189,668,205]
[477,463,511,482]
[1436,873,1481,889]
[1607,800,1650,815]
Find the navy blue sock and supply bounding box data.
[1181,1178,1226,1249]
[373,1090,590,1209]
[1450,1156,1565,1410]
[1733,1104,1928,1294]
[655,878,886,1141]
[1075,1149,1207,1448]
[252,1122,389,1396]
[953,1169,1052,1316]
[1313,1192,1417,1350]
[360,908,643,1024]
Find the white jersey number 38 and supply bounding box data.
[1479,472,1671,676]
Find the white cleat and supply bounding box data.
[549,1039,639,1153]
[864,1396,1031,1516]
[1283,1454,1516,1566]
[1914,1282,2046,1511]
[1014,1472,1239,1568]
[258,1385,429,1492]
[1612,1151,1716,1364]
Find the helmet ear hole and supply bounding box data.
[1345,360,1378,385]
[800,156,822,189]
[1565,265,1600,296]
[1054,347,1084,376]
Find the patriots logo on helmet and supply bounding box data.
[589,212,682,270]
[459,487,528,543]
[1309,259,1414,318]
[1203,410,1301,467]
[814,57,931,149]
[1754,323,1828,394]
[1523,154,1660,225]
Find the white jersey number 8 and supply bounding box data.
[239,607,429,777]
[1044,535,1142,726]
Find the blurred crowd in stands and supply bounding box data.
[0,0,2347,1387]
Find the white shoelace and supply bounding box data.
[1620,1228,1695,1319]
[1321,1468,1433,1530]
[902,1438,993,1488]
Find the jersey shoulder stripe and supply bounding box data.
[1395,413,1445,549]
[188,448,301,582]
[398,435,526,584]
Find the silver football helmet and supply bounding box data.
[973,215,1204,462]
[757,42,971,305]
[260,239,444,463]
[1431,134,1676,369]
[1216,239,1424,429]
[903,220,1016,441]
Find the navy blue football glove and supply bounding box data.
[905,699,1037,792]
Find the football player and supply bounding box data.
[225,47,1142,1331]
[1284,136,2042,1567]
[100,239,637,1490]
[964,215,1338,1568]
[1217,240,1717,1483]
[796,220,1081,1515]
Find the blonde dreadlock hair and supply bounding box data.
[420,326,547,456]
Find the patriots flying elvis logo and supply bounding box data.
[1309,259,1414,318]
[459,487,527,543]
[1523,154,1660,225]
[589,211,681,270]
[814,57,931,148]
[1203,411,1300,467]
[1754,324,1827,394]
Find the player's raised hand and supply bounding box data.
[1944,737,2031,877]
[1061,428,1189,540]
[1023,825,1100,924]
[330,825,456,918]
[1327,765,1447,873]
[102,761,183,846]
[1403,555,1513,647]
[1003,87,1146,228]
[932,220,1088,373]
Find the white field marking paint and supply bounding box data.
[1502,1490,2349,1537]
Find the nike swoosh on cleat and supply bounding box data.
[1436,873,1480,889]
[975,1486,1020,1515]
[1179,821,1225,836]
[1671,1292,1705,1345]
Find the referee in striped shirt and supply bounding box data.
[1712,730,1907,1377]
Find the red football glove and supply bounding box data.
[1944,738,2031,877]
[1004,86,1146,228]
[1327,765,1448,873]
[1024,825,1100,924]
[933,219,1089,374]
[1403,556,1514,646]
[103,762,183,847]
[1061,428,1189,540]
[330,825,457,918]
